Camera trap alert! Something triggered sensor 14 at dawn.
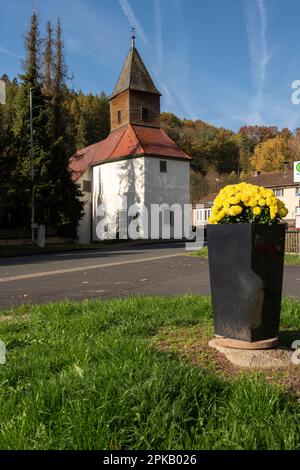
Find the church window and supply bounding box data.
[117,110,122,124]
[160,161,167,173]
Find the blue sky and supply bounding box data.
[1,0,300,132]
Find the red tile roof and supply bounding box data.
[247,170,297,188]
[69,124,191,181]
[132,126,191,159]
[193,171,300,206]
[69,126,126,181]
[193,193,217,208]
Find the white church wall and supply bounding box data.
[92,158,145,241]
[145,157,190,203]
[144,157,190,238]
[77,156,190,243]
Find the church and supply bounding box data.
[69,35,191,243]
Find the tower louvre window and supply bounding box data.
[141,107,149,121]
[160,161,167,173]
[117,110,122,124]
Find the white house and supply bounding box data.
[69,35,191,243]
[192,170,300,228]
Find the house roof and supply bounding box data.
[193,171,300,207]
[110,44,160,99]
[193,193,217,208]
[247,170,298,188]
[69,124,191,181]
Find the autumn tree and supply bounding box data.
[251,135,291,172]
[239,125,279,144]
[287,129,300,162]
[190,170,209,203]
[233,133,254,174]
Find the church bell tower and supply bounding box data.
[109,33,161,132]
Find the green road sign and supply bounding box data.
[294,161,300,183]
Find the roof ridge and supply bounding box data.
[130,124,146,155]
[104,126,128,162]
[74,126,127,156]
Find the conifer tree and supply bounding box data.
[45,18,83,235]
[43,21,53,95]
[76,109,88,149]
[11,12,52,227]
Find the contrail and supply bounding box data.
[243,0,271,121]
[117,0,153,51]
[0,45,22,59]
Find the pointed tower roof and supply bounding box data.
[110,35,160,99]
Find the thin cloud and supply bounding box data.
[0,45,22,60]
[65,37,83,55]
[243,0,272,122]
[117,0,174,109]
[152,0,175,110]
[117,0,153,51]
[154,0,163,69]
[165,0,198,119]
[116,0,199,119]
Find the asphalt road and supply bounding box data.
[0,242,299,309]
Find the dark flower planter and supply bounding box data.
[207,223,286,343]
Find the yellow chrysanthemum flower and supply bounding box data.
[279,208,288,218]
[229,205,242,216]
[252,206,261,216]
[208,182,288,224]
[208,216,217,224]
[248,198,258,207]
[270,206,278,219]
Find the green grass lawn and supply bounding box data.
[190,247,209,257]
[190,247,300,265]
[0,295,300,450]
[284,253,300,266]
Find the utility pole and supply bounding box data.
[29,87,35,245]
[0,79,6,104]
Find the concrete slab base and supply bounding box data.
[212,336,279,350]
[208,339,292,369]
